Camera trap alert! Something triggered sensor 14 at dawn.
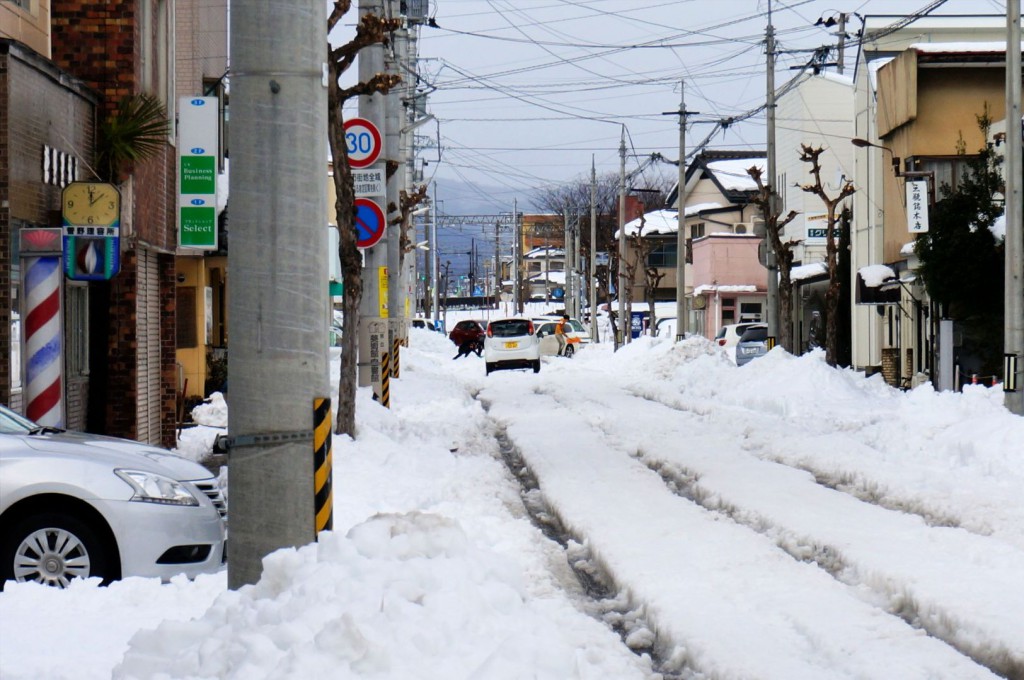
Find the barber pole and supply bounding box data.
[24,256,63,426]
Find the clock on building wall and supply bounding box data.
[61,181,121,227]
[61,181,122,281]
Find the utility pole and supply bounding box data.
[1006,0,1024,414]
[494,220,501,307]
[835,12,847,75]
[514,198,523,314]
[385,0,402,380]
[564,207,572,313]
[228,0,328,588]
[765,2,780,342]
[590,156,600,342]
[574,209,582,320]
[357,0,388,396]
[430,182,440,328]
[617,126,627,347]
[666,79,697,340]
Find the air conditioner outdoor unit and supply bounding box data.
[733,223,748,234]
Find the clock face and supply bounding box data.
[62,182,120,227]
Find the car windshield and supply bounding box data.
[490,320,531,337]
[0,405,36,434]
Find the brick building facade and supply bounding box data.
[0,40,96,424]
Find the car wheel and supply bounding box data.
[564,345,575,358]
[533,360,541,373]
[1,513,111,588]
[485,362,494,375]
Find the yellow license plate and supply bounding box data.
[504,341,519,349]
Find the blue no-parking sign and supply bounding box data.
[355,198,386,249]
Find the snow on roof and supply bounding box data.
[706,159,764,192]
[816,71,853,88]
[858,264,896,288]
[686,202,725,217]
[909,41,1019,54]
[620,209,678,237]
[524,247,564,259]
[791,262,828,282]
[693,284,759,295]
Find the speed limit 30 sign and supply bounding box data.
[343,117,382,168]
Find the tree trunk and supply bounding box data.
[824,214,840,367]
[327,54,361,436]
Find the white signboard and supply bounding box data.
[353,167,385,196]
[805,212,841,245]
[906,180,929,233]
[178,97,219,249]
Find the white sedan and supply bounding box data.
[0,405,227,588]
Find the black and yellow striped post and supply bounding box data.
[766,336,777,351]
[313,397,333,535]
[392,336,401,379]
[380,349,391,408]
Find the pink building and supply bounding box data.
[691,234,767,340]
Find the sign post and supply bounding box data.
[178,97,219,249]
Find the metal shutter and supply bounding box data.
[136,249,162,444]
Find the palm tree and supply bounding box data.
[95,93,170,182]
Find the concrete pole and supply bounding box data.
[590,156,600,342]
[431,182,440,328]
[514,198,524,314]
[574,209,581,320]
[385,0,402,376]
[1006,2,1024,414]
[563,207,572,313]
[227,0,328,588]
[765,3,780,341]
[617,126,627,346]
[674,80,689,340]
[357,0,387,390]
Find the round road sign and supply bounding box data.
[344,117,382,168]
[355,198,386,249]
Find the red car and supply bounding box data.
[448,319,486,347]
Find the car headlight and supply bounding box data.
[115,469,200,506]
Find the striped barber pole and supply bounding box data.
[24,256,63,427]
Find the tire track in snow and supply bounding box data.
[536,383,1024,680]
[484,386,1005,680]
[626,386,980,537]
[490,420,689,680]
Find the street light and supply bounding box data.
[851,138,901,175]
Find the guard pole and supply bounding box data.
[1005,0,1024,414]
[313,398,333,534]
[228,0,328,588]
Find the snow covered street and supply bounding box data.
[1,319,1022,679]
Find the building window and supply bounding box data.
[647,241,677,268]
[176,287,198,348]
[690,222,705,239]
[721,296,736,324]
[739,301,762,323]
[65,285,89,377]
[907,155,977,194]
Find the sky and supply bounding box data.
[1,305,1022,679]
[335,0,1008,279]
[413,0,1007,208]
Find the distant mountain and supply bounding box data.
[431,177,536,216]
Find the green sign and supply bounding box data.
[179,206,216,247]
[181,156,216,194]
